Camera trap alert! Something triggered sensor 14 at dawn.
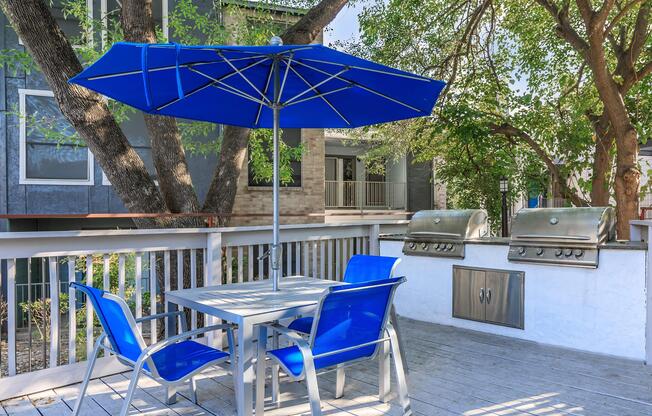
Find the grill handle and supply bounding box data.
[479,288,485,304]
[512,234,591,241]
[408,231,462,238]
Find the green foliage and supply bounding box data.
[350,0,652,226]
[0,49,37,75]
[19,294,70,341]
[248,129,305,185]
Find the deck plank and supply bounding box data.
[5,319,652,416]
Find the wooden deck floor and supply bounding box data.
[3,318,652,416]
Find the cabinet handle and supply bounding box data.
[486,289,492,304]
[479,288,485,303]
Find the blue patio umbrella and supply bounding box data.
[69,37,445,290]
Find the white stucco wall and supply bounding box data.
[381,240,647,360]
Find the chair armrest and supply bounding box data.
[263,323,310,347]
[135,310,183,323]
[140,323,236,360]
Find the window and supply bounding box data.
[248,129,302,188]
[19,89,94,185]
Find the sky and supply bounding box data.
[323,2,366,46]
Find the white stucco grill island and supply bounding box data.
[381,235,649,361]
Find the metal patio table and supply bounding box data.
[165,276,392,416]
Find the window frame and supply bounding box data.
[19,89,95,186]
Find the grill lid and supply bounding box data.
[510,207,616,245]
[407,209,488,240]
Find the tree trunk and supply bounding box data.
[202,0,350,220]
[0,0,169,228]
[121,0,202,224]
[586,32,640,239]
[588,113,613,206]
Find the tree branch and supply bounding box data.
[489,122,590,207]
[534,0,590,57]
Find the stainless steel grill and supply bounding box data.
[403,210,488,258]
[508,207,616,268]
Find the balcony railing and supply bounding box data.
[0,220,407,400]
[325,180,407,210]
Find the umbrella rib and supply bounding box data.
[85,56,266,81]
[283,67,350,105]
[282,85,352,107]
[255,64,275,126]
[155,57,270,111]
[218,51,272,105]
[297,57,431,82]
[188,67,269,106]
[286,64,350,126]
[292,60,424,113]
[278,53,293,102]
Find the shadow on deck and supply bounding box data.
[3,318,652,416]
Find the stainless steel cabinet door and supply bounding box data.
[485,270,524,328]
[452,267,486,322]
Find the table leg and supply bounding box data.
[256,325,267,415]
[271,330,280,403]
[237,321,255,416]
[379,336,390,403]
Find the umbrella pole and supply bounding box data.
[271,56,281,292]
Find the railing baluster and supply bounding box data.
[247,245,254,282]
[237,246,244,283]
[303,241,309,276]
[118,254,126,299]
[68,256,76,364]
[190,249,197,331]
[85,256,94,360]
[327,240,334,280]
[226,247,233,284]
[356,237,362,254]
[286,242,293,276]
[258,244,264,280]
[7,259,16,376]
[319,241,325,279]
[48,256,59,368]
[342,239,348,274]
[102,254,110,292]
[268,244,273,279]
[135,253,143,331]
[164,251,171,338]
[295,242,301,276]
[335,239,342,280]
[149,252,157,344]
[312,241,318,278]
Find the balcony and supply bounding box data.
[325,180,407,210]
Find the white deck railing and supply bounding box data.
[325,181,407,210]
[0,220,407,400]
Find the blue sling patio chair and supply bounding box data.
[69,282,236,416]
[285,254,407,397]
[256,277,411,416]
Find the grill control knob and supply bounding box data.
[437,244,444,251]
[446,243,454,251]
[574,249,584,258]
[421,243,429,250]
[409,242,416,250]
[518,247,526,256]
[555,248,563,257]
[536,248,544,256]
[564,248,573,257]
[434,243,441,250]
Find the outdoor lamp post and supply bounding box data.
[500,176,509,237]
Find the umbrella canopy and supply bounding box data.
[70,40,445,291]
[69,42,445,128]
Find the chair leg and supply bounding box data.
[189,377,199,404]
[166,385,177,405]
[390,306,408,373]
[227,328,238,406]
[334,366,346,399]
[72,339,102,416]
[119,369,141,416]
[378,338,391,403]
[387,325,412,416]
[304,363,322,416]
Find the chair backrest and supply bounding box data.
[343,255,401,284]
[309,276,405,369]
[70,282,146,363]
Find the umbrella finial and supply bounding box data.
[269,36,283,46]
